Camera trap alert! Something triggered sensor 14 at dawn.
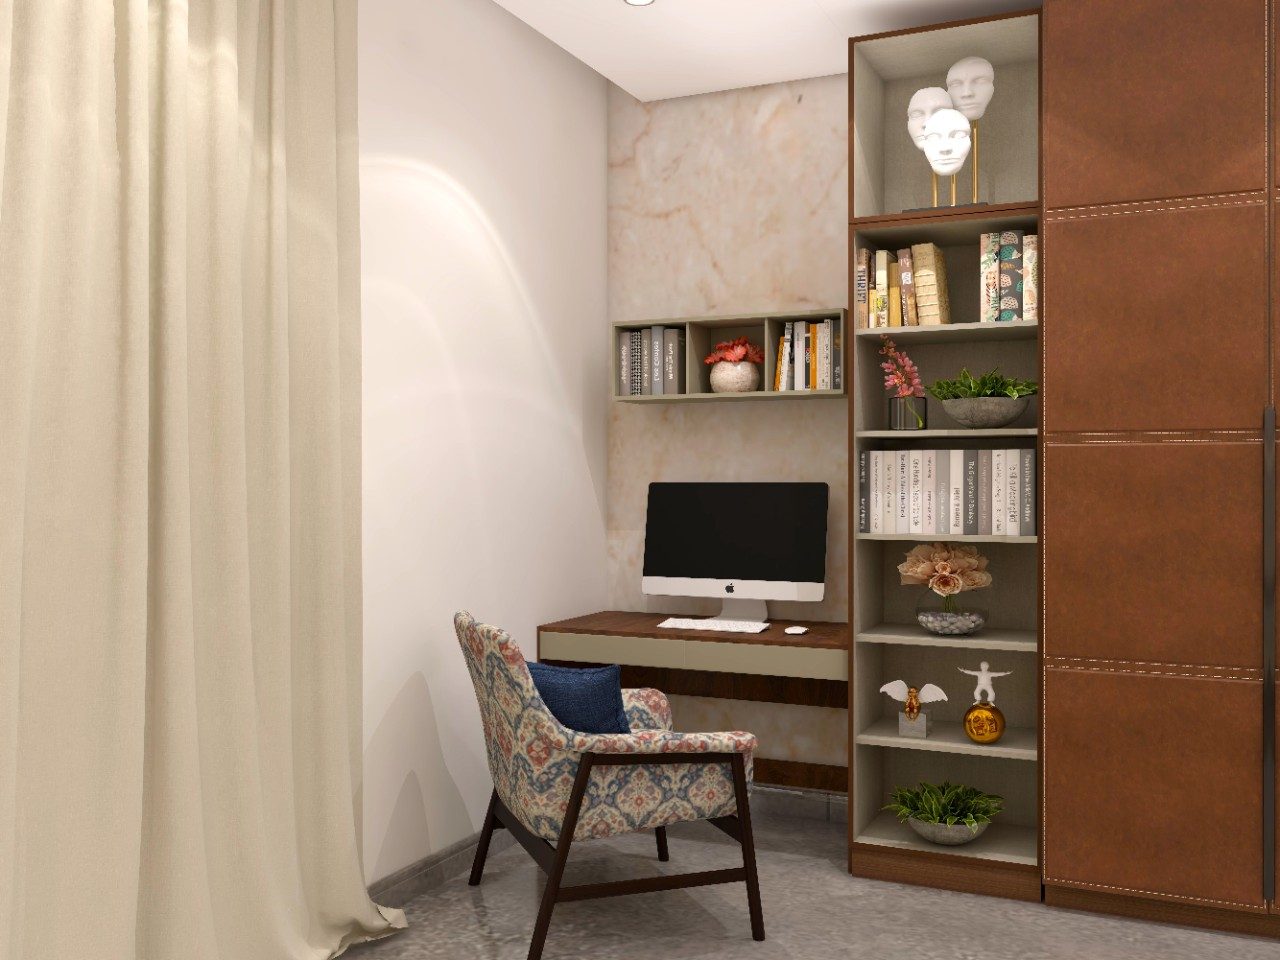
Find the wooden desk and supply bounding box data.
[536,611,850,791]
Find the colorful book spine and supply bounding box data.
[662,328,685,395]
[997,230,1024,322]
[979,231,1001,323]
[855,248,871,328]
[779,322,793,391]
[888,263,903,327]
[874,250,896,327]
[897,248,919,326]
[773,335,785,391]
[1023,234,1039,324]
[817,320,833,390]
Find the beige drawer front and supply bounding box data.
[538,631,847,682]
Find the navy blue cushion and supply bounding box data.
[527,662,630,735]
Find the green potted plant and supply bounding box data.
[927,368,1038,429]
[884,780,1004,846]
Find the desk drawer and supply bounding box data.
[537,631,848,682]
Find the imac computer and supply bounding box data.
[642,481,829,633]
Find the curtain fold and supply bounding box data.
[0,3,405,958]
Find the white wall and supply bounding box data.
[358,0,609,884]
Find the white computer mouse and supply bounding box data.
[784,625,808,635]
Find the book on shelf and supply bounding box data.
[855,248,871,328]
[833,324,843,392]
[778,322,793,391]
[873,250,895,327]
[897,247,919,326]
[662,328,686,394]
[650,324,665,395]
[859,447,1037,537]
[911,243,950,325]
[617,331,631,396]
[1023,234,1039,324]
[793,320,807,390]
[640,329,652,394]
[977,450,992,535]
[997,231,1024,323]
[888,262,903,327]
[979,232,1001,324]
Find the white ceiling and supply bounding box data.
[489,0,1040,102]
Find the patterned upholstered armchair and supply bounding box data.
[455,611,764,960]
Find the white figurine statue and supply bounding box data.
[906,86,954,148]
[946,56,995,121]
[920,108,971,176]
[958,662,1011,704]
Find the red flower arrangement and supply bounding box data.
[879,335,924,398]
[704,337,764,365]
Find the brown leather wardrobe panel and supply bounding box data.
[1044,442,1262,669]
[1042,0,1266,209]
[1043,668,1266,911]
[1042,203,1268,434]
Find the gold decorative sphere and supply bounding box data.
[963,700,1005,744]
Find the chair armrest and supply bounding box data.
[569,729,757,757]
[622,688,673,732]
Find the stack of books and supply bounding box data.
[979,231,1038,323]
[856,243,950,328]
[857,448,1037,537]
[774,318,842,392]
[617,326,687,396]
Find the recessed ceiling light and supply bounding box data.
[624,0,655,6]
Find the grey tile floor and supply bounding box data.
[350,813,1276,960]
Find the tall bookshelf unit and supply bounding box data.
[846,10,1043,901]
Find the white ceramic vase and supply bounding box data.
[709,361,760,394]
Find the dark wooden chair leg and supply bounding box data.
[469,791,500,886]
[527,756,594,960]
[731,754,765,941]
[655,826,669,862]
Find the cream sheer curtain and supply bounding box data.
[0,3,405,958]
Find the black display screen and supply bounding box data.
[642,482,828,584]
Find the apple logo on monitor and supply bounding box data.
[725,583,735,593]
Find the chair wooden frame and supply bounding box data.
[468,751,765,960]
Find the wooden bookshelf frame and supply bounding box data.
[846,9,1043,902]
[612,308,847,403]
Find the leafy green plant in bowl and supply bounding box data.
[927,368,1038,429]
[884,780,1004,845]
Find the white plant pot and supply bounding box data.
[709,361,760,394]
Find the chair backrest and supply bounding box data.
[454,611,570,821]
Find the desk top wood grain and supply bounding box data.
[537,610,850,651]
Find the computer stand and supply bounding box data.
[715,597,768,623]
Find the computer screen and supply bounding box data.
[642,482,828,597]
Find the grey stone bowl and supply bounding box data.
[941,396,1030,429]
[906,818,990,846]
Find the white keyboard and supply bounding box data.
[657,617,770,634]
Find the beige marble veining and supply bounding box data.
[607,76,850,625]
[606,76,849,768]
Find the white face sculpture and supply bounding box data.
[946,56,995,121]
[906,87,953,148]
[920,108,972,176]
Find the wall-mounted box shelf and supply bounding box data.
[856,533,1037,544]
[855,428,1037,439]
[856,624,1038,653]
[613,308,846,402]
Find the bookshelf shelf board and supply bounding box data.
[614,389,845,404]
[856,533,1038,544]
[853,321,1039,345]
[852,202,1040,247]
[855,428,1037,439]
[856,625,1038,653]
[855,811,1038,867]
[856,718,1038,761]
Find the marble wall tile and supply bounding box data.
[607,76,850,624]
